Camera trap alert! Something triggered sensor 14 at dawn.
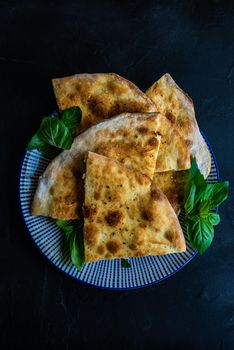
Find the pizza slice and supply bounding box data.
[83,152,186,262]
[32,113,161,219]
[146,73,211,178]
[52,72,156,133]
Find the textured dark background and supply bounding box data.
[1,0,234,349]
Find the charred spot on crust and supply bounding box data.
[84,224,99,245]
[141,210,155,222]
[165,231,173,243]
[97,245,105,255]
[151,188,164,201]
[129,243,137,251]
[137,126,149,134]
[166,111,176,123]
[107,102,122,117]
[87,96,106,116]
[148,137,158,147]
[106,240,121,254]
[105,210,123,227]
[94,191,101,200]
[83,204,98,220]
[141,210,148,221]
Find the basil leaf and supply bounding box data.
[184,181,196,213]
[185,214,200,223]
[61,107,82,134]
[199,199,211,216]
[56,220,74,240]
[121,259,131,268]
[38,117,73,150]
[185,158,206,200]
[188,158,201,180]
[187,218,214,254]
[56,220,85,270]
[70,229,84,270]
[27,107,83,154]
[202,181,229,209]
[184,159,228,254]
[56,219,72,230]
[28,133,51,155]
[207,212,220,226]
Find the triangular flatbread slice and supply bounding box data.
[52,73,157,133]
[83,152,186,262]
[52,72,191,172]
[153,170,188,215]
[155,114,191,171]
[146,73,211,178]
[32,113,161,220]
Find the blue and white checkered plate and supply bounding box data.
[19,132,219,289]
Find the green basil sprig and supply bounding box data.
[184,159,229,254]
[28,107,82,154]
[56,220,84,270]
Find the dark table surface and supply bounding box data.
[1,1,234,349]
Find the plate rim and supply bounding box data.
[18,130,220,290]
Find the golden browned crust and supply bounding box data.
[31,113,162,219]
[153,170,189,215]
[83,152,186,262]
[146,73,211,178]
[52,73,157,133]
[155,114,191,171]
